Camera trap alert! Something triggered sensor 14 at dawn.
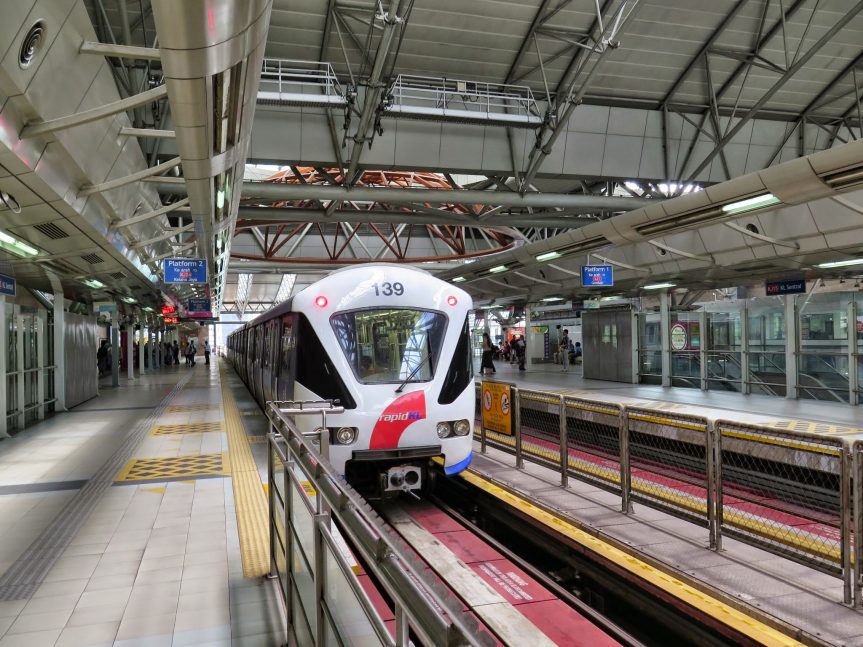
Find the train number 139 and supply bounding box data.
[372,282,404,296]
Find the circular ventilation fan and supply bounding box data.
[19,21,46,69]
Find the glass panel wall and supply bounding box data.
[747,297,787,396]
[637,312,661,384]
[797,292,850,403]
[703,307,741,392]
[670,312,701,389]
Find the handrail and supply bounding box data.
[266,400,491,646]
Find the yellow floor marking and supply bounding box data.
[166,403,223,413]
[115,452,229,482]
[221,364,270,578]
[457,466,804,647]
[142,486,166,494]
[151,422,224,436]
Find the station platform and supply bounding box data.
[479,360,863,431]
[0,361,283,647]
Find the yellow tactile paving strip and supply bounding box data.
[151,422,225,436]
[456,464,805,647]
[221,366,270,578]
[115,452,230,481]
[166,403,223,413]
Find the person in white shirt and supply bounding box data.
[204,340,211,365]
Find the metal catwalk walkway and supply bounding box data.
[0,360,283,647]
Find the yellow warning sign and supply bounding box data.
[481,381,513,436]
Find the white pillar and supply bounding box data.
[785,295,798,400]
[36,312,45,420]
[126,320,134,379]
[524,306,533,370]
[0,296,7,438]
[16,309,25,430]
[660,291,671,387]
[111,310,120,387]
[53,292,65,410]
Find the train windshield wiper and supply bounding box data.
[395,351,432,393]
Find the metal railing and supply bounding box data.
[477,382,859,605]
[258,59,347,108]
[266,400,494,646]
[384,74,543,128]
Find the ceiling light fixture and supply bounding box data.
[452,276,466,283]
[536,251,562,262]
[488,265,508,274]
[121,296,137,304]
[82,279,106,289]
[643,282,676,290]
[0,230,39,257]
[816,258,863,269]
[721,193,780,215]
[540,296,563,302]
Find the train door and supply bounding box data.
[262,320,276,404]
[277,314,296,401]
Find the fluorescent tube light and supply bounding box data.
[540,296,563,302]
[643,282,676,290]
[452,276,466,283]
[536,251,561,262]
[721,193,780,215]
[488,265,508,274]
[121,297,137,304]
[83,279,106,289]
[816,258,863,269]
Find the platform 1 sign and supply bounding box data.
[765,278,805,295]
[164,258,207,284]
[581,264,613,287]
[481,381,513,436]
[0,274,15,297]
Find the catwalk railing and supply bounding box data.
[265,400,494,646]
[475,382,860,606]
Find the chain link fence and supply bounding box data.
[475,381,858,604]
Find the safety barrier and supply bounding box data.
[266,400,493,646]
[477,382,858,605]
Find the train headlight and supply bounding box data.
[335,427,357,445]
[453,419,471,436]
[436,421,452,439]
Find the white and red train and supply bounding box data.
[227,264,474,494]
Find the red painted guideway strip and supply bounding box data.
[403,502,620,647]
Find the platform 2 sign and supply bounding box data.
[765,278,805,295]
[0,274,15,297]
[481,381,514,436]
[164,258,207,284]
[581,264,613,287]
[187,298,212,318]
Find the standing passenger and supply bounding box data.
[480,332,496,376]
[172,340,180,365]
[204,339,211,365]
[560,329,570,373]
[516,335,526,371]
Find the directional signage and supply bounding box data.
[187,298,212,318]
[164,258,207,284]
[581,264,614,287]
[163,316,179,324]
[765,278,806,295]
[161,305,176,315]
[0,274,15,297]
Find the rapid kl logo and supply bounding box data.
[370,391,426,449]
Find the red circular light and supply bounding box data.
[447,295,458,306]
[315,296,328,308]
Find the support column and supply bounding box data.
[138,323,145,375]
[36,312,45,420]
[111,310,120,387]
[126,320,134,380]
[660,291,671,387]
[0,296,7,438]
[16,309,25,430]
[699,310,708,391]
[785,295,798,400]
[740,305,750,395]
[53,291,65,410]
[630,311,639,384]
[525,306,533,370]
[848,299,858,406]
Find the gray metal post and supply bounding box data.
[126,319,134,379]
[619,406,632,514]
[36,313,45,420]
[480,385,487,454]
[53,291,65,410]
[714,423,724,552]
[740,305,750,395]
[840,444,853,605]
[513,386,523,469]
[16,310,24,430]
[848,299,858,406]
[111,310,120,387]
[699,309,707,391]
[854,444,862,607]
[525,307,533,370]
[785,295,798,399]
[660,291,671,387]
[630,311,639,383]
[138,323,145,375]
[706,421,716,550]
[558,395,568,487]
[0,296,7,438]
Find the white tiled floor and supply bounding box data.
[0,367,285,646]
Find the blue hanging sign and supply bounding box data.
[164,258,207,284]
[581,265,614,287]
[187,298,212,317]
[765,278,806,295]
[0,274,15,297]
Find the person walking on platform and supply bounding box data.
[172,340,180,365]
[187,338,197,366]
[204,339,211,365]
[97,340,109,377]
[480,332,496,376]
[515,334,526,371]
[560,329,571,373]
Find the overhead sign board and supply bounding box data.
[163,316,179,324]
[93,301,117,313]
[0,274,15,297]
[161,305,176,315]
[187,298,212,317]
[164,258,207,284]
[765,278,806,295]
[581,264,614,287]
[481,381,513,436]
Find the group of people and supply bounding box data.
[98,337,212,376]
[480,333,526,375]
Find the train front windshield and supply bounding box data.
[331,309,447,384]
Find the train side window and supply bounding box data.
[296,314,356,409]
[438,315,473,405]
